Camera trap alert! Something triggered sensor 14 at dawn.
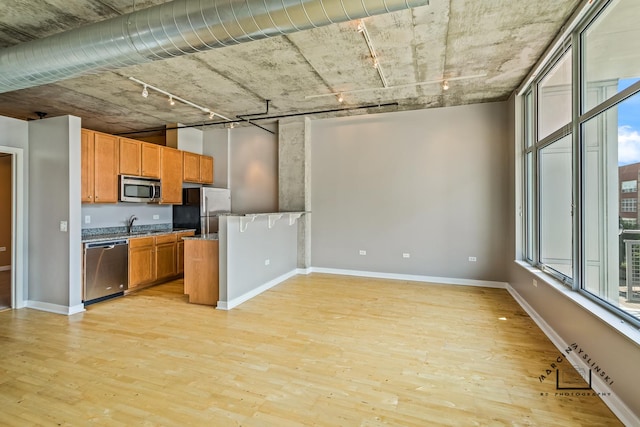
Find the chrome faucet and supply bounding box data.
[127,215,138,234]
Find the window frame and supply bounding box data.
[522,0,640,328]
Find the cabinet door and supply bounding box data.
[200,155,214,184]
[155,242,177,280]
[177,241,185,274]
[141,143,161,178]
[183,152,200,183]
[93,132,119,203]
[176,231,194,274]
[119,138,141,176]
[129,245,155,289]
[160,146,183,204]
[81,129,95,203]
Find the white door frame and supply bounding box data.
[0,145,25,309]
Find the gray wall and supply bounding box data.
[219,215,298,306]
[310,102,510,282]
[28,116,82,309]
[204,125,278,214]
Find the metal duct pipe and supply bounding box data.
[0,0,428,94]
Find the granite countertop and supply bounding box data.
[182,233,219,241]
[82,228,196,243]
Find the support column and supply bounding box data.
[278,117,311,269]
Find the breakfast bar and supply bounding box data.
[183,212,308,309]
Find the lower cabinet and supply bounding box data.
[129,237,155,289]
[155,234,177,281]
[128,231,193,290]
[177,230,195,274]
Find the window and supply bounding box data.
[522,0,640,325]
[621,180,638,193]
[539,135,573,278]
[621,198,637,212]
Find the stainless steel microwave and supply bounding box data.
[119,175,161,203]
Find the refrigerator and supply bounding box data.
[172,187,231,235]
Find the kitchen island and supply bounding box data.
[183,212,308,309]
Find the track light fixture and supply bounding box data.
[357,20,388,88]
[337,93,344,103]
[442,80,449,91]
[130,77,231,122]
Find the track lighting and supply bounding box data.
[129,77,232,122]
[305,73,487,101]
[357,20,388,88]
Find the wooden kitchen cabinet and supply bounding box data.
[141,143,161,178]
[160,146,183,204]
[119,137,141,176]
[94,132,120,203]
[81,129,119,203]
[184,238,219,306]
[200,155,214,184]
[183,153,214,184]
[128,236,155,289]
[183,152,200,182]
[81,129,95,203]
[155,234,177,280]
[176,230,195,274]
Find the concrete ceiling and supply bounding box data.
[0,0,581,135]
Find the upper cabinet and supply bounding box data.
[200,155,214,184]
[82,129,119,204]
[118,137,161,178]
[160,146,183,204]
[82,128,211,205]
[81,130,95,203]
[183,152,214,184]
[141,143,161,178]
[119,137,141,176]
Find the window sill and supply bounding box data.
[514,260,640,348]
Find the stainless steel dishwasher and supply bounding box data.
[84,239,129,305]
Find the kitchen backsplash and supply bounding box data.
[81,203,172,230]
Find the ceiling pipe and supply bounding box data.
[0,0,428,94]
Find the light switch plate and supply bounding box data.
[60,220,68,232]
[84,215,91,224]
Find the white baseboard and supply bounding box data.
[0,265,10,272]
[309,267,508,289]
[506,284,639,427]
[217,269,299,311]
[26,300,86,316]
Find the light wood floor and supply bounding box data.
[0,274,621,426]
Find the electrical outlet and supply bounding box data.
[533,279,538,287]
[402,253,410,258]
[468,256,477,262]
[59,221,68,232]
[265,259,270,266]
[0,247,6,252]
[84,215,91,224]
[359,250,367,256]
[153,214,160,220]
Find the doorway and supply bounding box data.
[0,152,11,310]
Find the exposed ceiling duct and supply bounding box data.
[0,0,428,94]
